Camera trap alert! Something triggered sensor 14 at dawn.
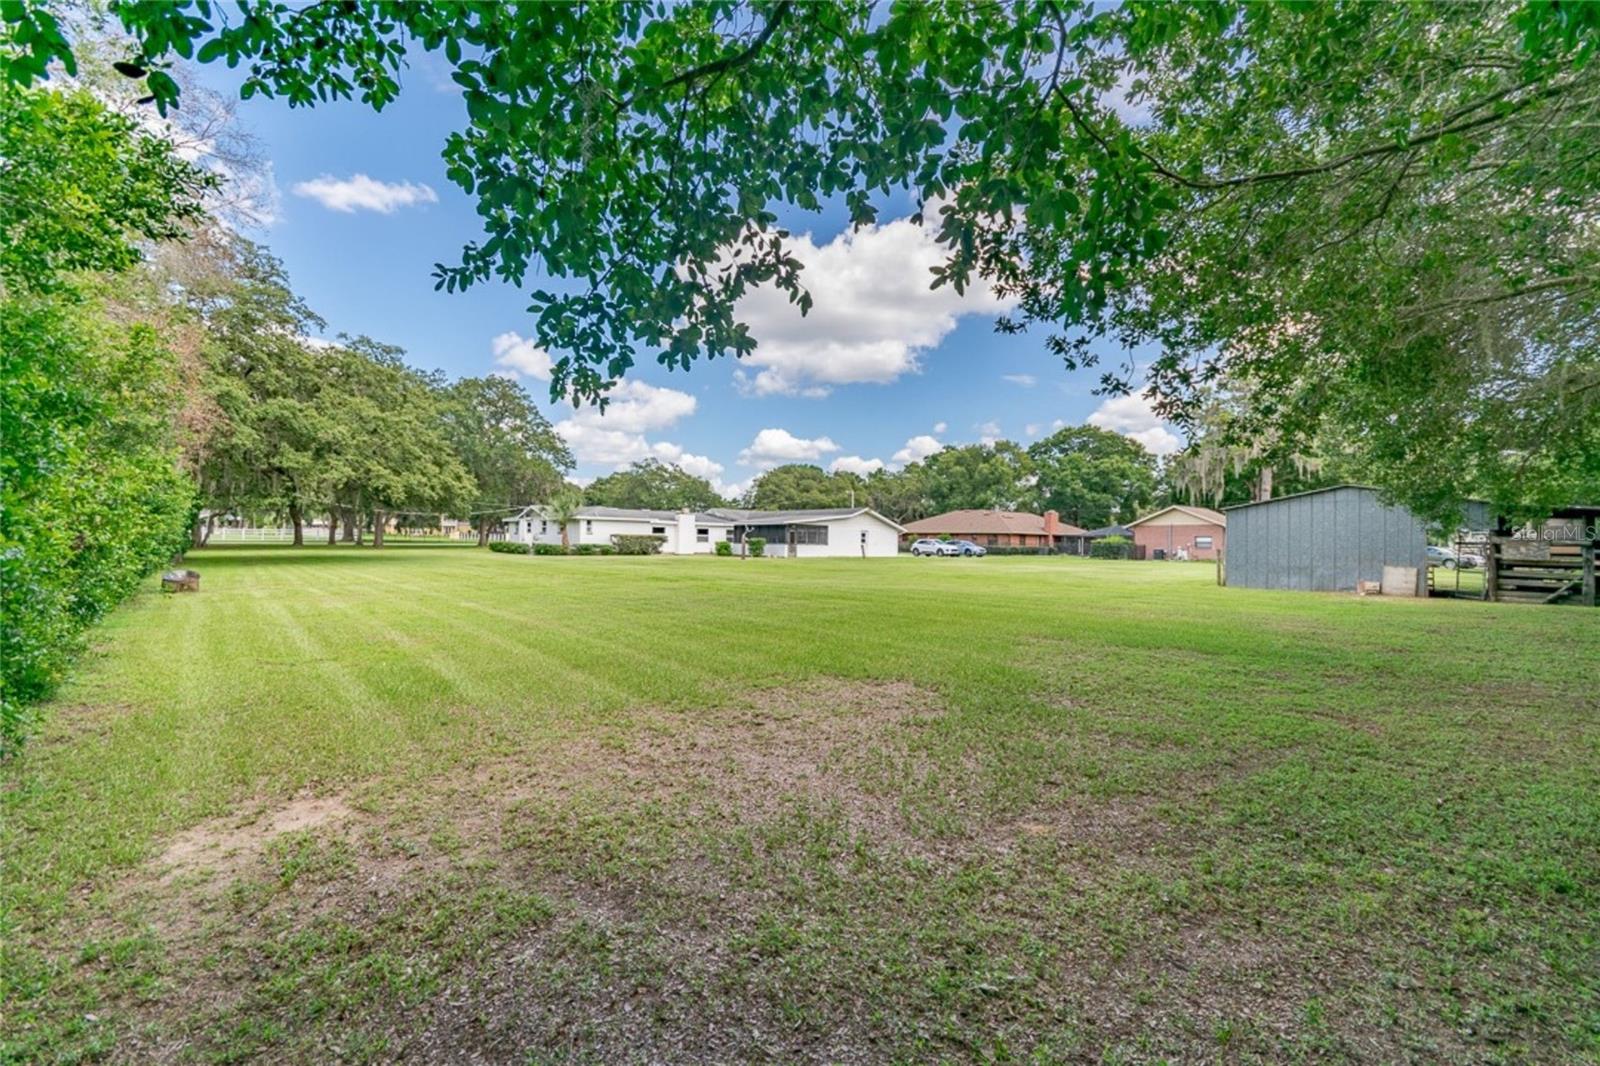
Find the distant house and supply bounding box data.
[901,509,1090,553]
[503,505,904,557]
[1084,524,1133,541]
[1126,504,1227,560]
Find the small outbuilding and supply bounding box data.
[1223,485,1434,594]
[1126,505,1227,560]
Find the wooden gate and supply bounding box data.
[1486,537,1597,605]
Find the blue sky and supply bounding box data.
[196,55,1179,496]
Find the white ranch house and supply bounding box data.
[503,505,905,557]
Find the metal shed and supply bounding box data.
[1223,485,1429,594]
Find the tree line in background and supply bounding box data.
[0,78,571,750]
[589,420,1351,528]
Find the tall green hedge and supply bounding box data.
[0,87,207,752]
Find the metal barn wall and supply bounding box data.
[1226,487,1428,592]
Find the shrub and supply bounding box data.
[1,89,208,753]
[1090,535,1133,559]
[598,545,616,555]
[574,543,599,555]
[747,537,766,558]
[714,540,733,557]
[533,543,567,555]
[487,541,530,554]
[611,534,666,555]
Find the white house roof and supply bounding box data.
[575,506,734,525]
[507,505,734,525]
[510,504,905,532]
[709,507,906,532]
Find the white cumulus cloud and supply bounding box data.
[891,434,944,465]
[552,379,705,479]
[829,455,885,477]
[738,428,840,468]
[1002,374,1037,387]
[562,379,697,435]
[933,421,948,434]
[732,213,1016,397]
[490,332,553,381]
[1086,394,1183,456]
[292,173,439,214]
[976,420,1002,445]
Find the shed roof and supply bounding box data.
[1220,483,1498,518]
[1221,484,1384,512]
[1127,504,1227,528]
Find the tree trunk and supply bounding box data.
[341,509,356,543]
[191,514,207,549]
[371,510,385,548]
[289,500,304,546]
[560,523,570,551]
[477,517,490,547]
[328,510,338,546]
[203,514,215,545]
[1256,466,1274,502]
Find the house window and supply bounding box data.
[651,526,667,535]
[697,528,709,543]
[1195,536,1214,549]
[744,523,828,545]
[585,520,593,533]
[540,520,547,534]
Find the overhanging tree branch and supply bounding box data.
[650,1,793,97]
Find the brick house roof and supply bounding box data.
[902,510,1088,536]
[1126,504,1228,528]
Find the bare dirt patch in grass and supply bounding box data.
[505,677,948,846]
[87,680,959,1060]
[156,793,355,884]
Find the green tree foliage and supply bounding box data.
[187,241,332,545]
[1163,397,1349,510]
[443,376,573,545]
[745,464,860,511]
[1027,425,1156,529]
[862,464,933,524]
[1,85,208,750]
[545,485,583,551]
[37,1,1598,518]
[921,443,1039,515]
[583,459,725,513]
[314,339,474,548]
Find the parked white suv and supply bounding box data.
[909,538,959,556]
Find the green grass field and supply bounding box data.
[4,545,1597,1063]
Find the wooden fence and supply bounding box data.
[1486,537,1597,605]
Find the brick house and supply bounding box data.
[1126,504,1227,560]
[901,509,1090,552]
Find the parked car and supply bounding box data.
[948,539,987,557]
[1426,545,1459,569]
[909,538,959,557]
[1456,551,1484,569]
